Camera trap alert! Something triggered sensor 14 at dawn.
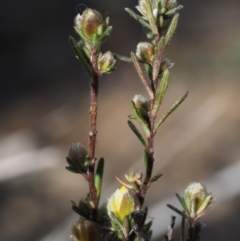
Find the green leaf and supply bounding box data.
[93,26,113,48]
[95,157,104,203]
[123,216,130,236]
[165,5,183,16]
[71,200,91,219]
[143,0,159,37]
[160,0,167,9]
[125,8,151,30]
[66,156,88,173]
[131,52,154,99]
[128,120,147,147]
[150,173,163,183]
[152,68,170,117]
[165,14,179,46]
[167,204,187,218]
[176,193,184,206]
[68,36,93,78]
[132,207,148,229]
[152,37,165,83]
[66,157,80,169]
[113,53,132,62]
[131,101,151,138]
[181,213,186,241]
[65,157,83,173]
[65,166,81,174]
[143,220,152,234]
[154,91,188,133]
[176,193,189,214]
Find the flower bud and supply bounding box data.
[107,186,139,224]
[68,142,88,167]
[183,182,214,220]
[71,218,99,241]
[97,51,116,74]
[132,94,149,119]
[136,42,154,63]
[74,9,104,40]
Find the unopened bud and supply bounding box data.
[74,9,104,40]
[133,94,149,118]
[97,51,116,74]
[136,42,154,63]
[183,182,214,220]
[68,142,88,167]
[107,186,139,223]
[71,218,99,241]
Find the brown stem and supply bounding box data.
[87,80,98,211]
[140,139,154,203]
[187,221,201,241]
[87,48,99,218]
[139,100,155,204]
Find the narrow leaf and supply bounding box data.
[128,120,147,147]
[95,157,104,202]
[143,1,159,37]
[150,173,163,183]
[180,213,185,241]
[71,200,91,219]
[123,216,130,237]
[113,53,132,62]
[131,52,154,99]
[68,36,93,78]
[165,14,179,47]
[165,6,183,16]
[65,166,81,174]
[93,26,112,48]
[176,193,189,214]
[66,157,80,169]
[125,8,151,30]
[152,37,165,84]
[152,68,170,116]
[131,210,147,235]
[110,211,123,228]
[131,101,151,138]
[167,204,187,218]
[154,91,189,133]
[115,176,133,189]
[71,200,78,207]
[143,220,152,233]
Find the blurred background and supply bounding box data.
[1,0,240,240]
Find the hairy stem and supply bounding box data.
[140,138,154,201]
[87,48,99,217]
[88,80,98,208]
[140,100,155,203]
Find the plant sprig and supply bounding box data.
[66,8,116,220]
[66,1,214,241]
[128,0,186,206]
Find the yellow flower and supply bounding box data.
[107,186,139,223]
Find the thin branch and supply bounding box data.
[87,49,100,218]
